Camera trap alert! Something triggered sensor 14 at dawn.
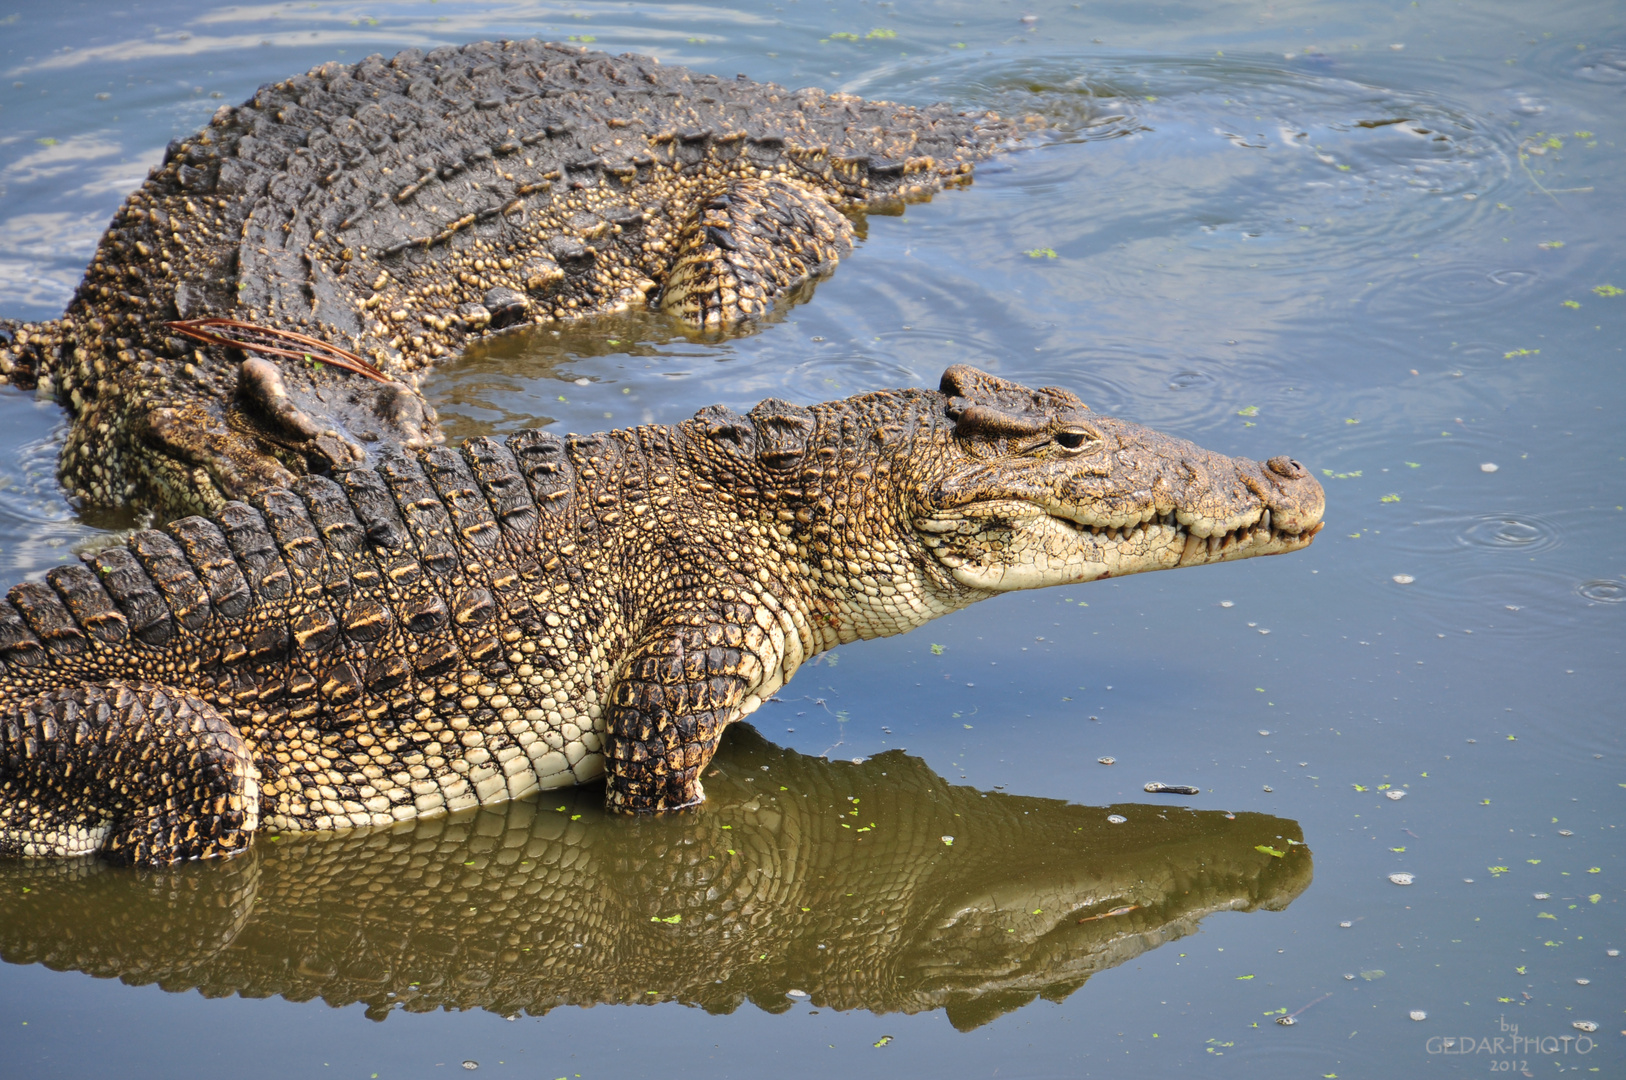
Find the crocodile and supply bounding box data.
[0,365,1323,866]
[0,728,1312,1029]
[0,38,1024,518]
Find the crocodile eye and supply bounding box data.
[1055,430,1089,451]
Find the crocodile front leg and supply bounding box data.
[658,176,854,328]
[602,599,777,813]
[0,681,259,865]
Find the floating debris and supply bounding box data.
[940,836,954,846]
[1410,1010,1428,1021]
[1275,1015,1296,1026]
[1098,756,1116,765]
[1577,978,1591,985]
[1608,949,1620,958]
[1389,872,1415,885]
[787,989,809,998]
[1393,574,1416,584]
[873,1035,894,1047]
[1386,790,1407,801]
[1220,600,1235,608]
[1559,829,1573,836]
[1480,462,1499,473]
[1259,729,1272,736]
[1534,892,1551,900]
[1573,1021,1598,1033]
[1339,920,1353,928]
[1343,973,1356,980]
[1107,814,1128,824]
[1262,785,1274,793]
[1145,782,1200,795]
[1078,904,1139,923]
[462,1063,479,1072]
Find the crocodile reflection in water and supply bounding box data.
[0,725,1311,1030]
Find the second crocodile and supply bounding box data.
[0,39,1025,518]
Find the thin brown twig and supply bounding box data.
[1077,904,1139,923]
[1286,992,1332,1020]
[164,317,390,383]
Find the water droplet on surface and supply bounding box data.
[1459,513,1562,553]
[1577,579,1626,603]
[1167,371,1215,390]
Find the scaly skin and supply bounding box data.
[0,729,1312,1027]
[0,39,1022,518]
[0,366,1323,865]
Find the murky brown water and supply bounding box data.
[0,1,1621,1077]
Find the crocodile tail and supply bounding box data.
[0,317,68,392]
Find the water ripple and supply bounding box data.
[1572,48,1626,85]
[1576,580,1626,604]
[878,53,1517,272]
[1458,513,1563,554]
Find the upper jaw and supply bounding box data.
[1041,451,1326,566]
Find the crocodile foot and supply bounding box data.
[0,681,259,865]
[659,176,854,327]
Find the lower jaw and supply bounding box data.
[1174,523,1321,567]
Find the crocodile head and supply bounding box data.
[908,365,1324,595]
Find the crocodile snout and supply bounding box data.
[1252,455,1325,537]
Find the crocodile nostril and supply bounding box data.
[1266,456,1306,479]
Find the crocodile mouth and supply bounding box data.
[917,496,1324,592]
[1050,505,1324,568]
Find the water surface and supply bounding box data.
[0,1,1621,1077]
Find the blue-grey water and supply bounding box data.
[1,1,1621,1077]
